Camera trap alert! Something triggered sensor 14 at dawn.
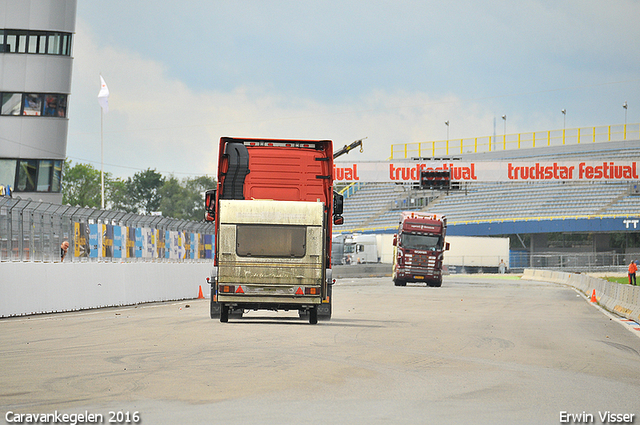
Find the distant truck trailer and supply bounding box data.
[331,234,346,265]
[444,236,510,274]
[343,233,379,264]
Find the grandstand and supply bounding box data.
[336,139,640,240]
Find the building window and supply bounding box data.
[61,34,70,55]
[23,94,42,116]
[0,159,17,188]
[1,93,22,115]
[38,34,47,54]
[4,31,17,53]
[51,160,62,192]
[17,159,38,192]
[27,33,37,53]
[37,160,54,191]
[0,92,67,117]
[17,34,27,53]
[47,33,60,54]
[43,94,66,117]
[0,29,73,56]
[0,159,63,193]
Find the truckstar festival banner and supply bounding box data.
[333,160,640,183]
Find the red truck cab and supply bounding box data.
[392,211,449,287]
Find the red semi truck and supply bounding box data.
[392,211,449,287]
[205,137,345,324]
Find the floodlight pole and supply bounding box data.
[624,101,628,140]
[623,101,628,125]
[502,115,507,149]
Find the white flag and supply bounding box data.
[98,75,109,113]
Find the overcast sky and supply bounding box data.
[67,0,640,178]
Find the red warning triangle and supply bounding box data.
[236,286,244,294]
[295,287,304,295]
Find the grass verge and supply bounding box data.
[603,276,634,285]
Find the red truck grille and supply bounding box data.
[404,253,437,269]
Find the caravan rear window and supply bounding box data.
[236,225,306,258]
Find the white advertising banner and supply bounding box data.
[333,160,639,183]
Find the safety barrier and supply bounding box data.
[391,123,640,159]
[0,197,214,262]
[522,269,640,323]
[0,261,212,317]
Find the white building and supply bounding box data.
[0,0,77,203]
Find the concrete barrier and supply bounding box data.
[6,262,638,322]
[333,263,392,279]
[0,262,212,318]
[522,268,640,323]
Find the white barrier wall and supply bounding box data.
[522,269,640,323]
[0,262,212,318]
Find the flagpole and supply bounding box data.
[101,107,105,209]
[98,74,109,210]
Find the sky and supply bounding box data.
[67,0,640,179]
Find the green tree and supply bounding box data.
[108,178,137,213]
[158,177,196,220]
[128,168,165,214]
[62,160,216,219]
[158,175,216,221]
[62,159,103,208]
[185,175,217,220]
[62,159,143,211]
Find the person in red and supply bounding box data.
[628,260,637,286]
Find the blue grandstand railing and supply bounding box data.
[338,181,363,199]
[335,212,640,235]
[391,123,640,159]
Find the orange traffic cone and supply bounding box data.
[590,289,597,303]
[198,285,205,299]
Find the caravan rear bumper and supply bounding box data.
[216,283,322,305]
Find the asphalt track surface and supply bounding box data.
[1,275,639,425]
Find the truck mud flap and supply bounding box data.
[317,303,332,320]
[210,299,221,319]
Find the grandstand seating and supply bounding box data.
[337,140,640,233]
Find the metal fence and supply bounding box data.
[445,252,632,274]
[512,251,633,273]
[391,123,640,158]
[0,197,215,263]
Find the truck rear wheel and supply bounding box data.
[309,306,318,324]
[220,304,229,323]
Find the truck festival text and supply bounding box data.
[332,161,639,183]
